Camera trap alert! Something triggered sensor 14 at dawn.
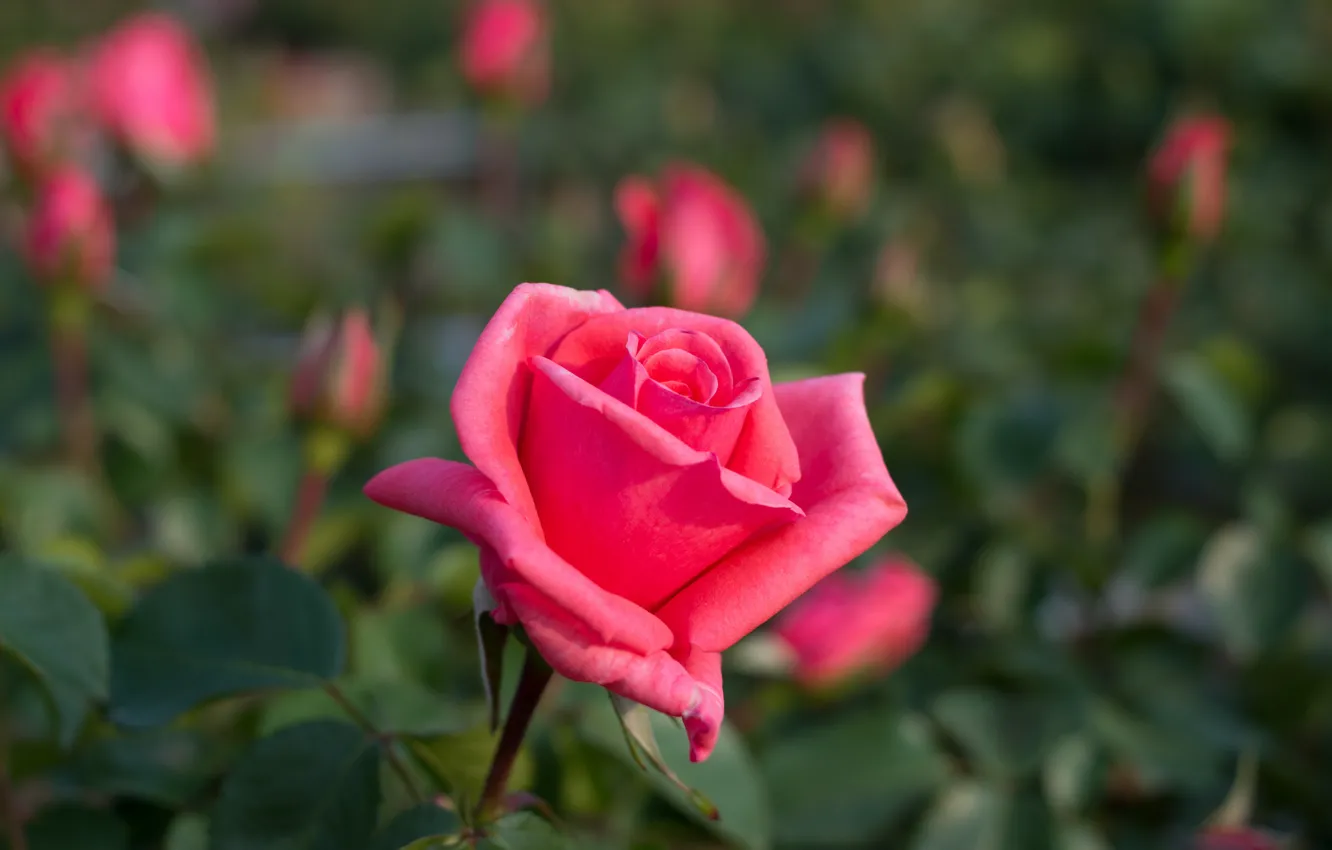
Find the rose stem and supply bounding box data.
[277,469,328,568]
[476,649,553,822]
[50,321,98,478]
[1114,274,1183,456]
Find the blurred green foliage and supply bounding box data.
[5,0,1332,848]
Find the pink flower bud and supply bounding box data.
[0,50,81,181]
[459,0,549,106]
[772,557,936,688]
[1148,114,1229,243]
[89,14,215,171]
[25,166,114,290]
[290,310,385,438]
[800,118,875,221]
[615,163,766,319]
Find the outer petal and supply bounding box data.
[546,307,801,496]
[521,357,802,611]
[451,283,624,530]
[654,373,907,651]
[363,458,671,654]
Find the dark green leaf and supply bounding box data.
[209,720,381,850]
[59,727,220,806]
[369,803,462,850]
[0,557,109,746]
[1042,735,1104,813]
[165,814,210,850]
[932,689,1077,779]
[477,812,570,850]
[909,782,1002,850]
[473,580,508,733]
[110,557,345,726]
[259,678,479,737]
[23,804,129,850]
[1164,354,1252,462]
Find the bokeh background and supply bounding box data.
[4,1,1332,848]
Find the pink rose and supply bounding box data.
[616,164,766,319]
[1148,114,1229,243]
[290,309,386,439]
[772,556,935,687]
[459,0,549,106]
[89,13,215,170]
[364,284,905,761]
[0,50,81,180]
[799,118,875,222]
[25,166,114,290]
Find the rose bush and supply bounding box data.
[365,283,905,761]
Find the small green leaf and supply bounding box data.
[909,782,1002,850]
[1042,735,1104,813]
[1164,354,1252,462]
[110,557,345,726]
[0,556,109,746]
[209,720,381,850]
[477,812,570,849]
[369,803,462,850]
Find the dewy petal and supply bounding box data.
[363,458,672,654]
[547,307,801,496]
[654,374,907,651]
[520,356,802,612]
[451,283,624,531]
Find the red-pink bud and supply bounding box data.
[25,166,114,290]
[615,163,766,319]
[290,310,385,438]
[800,118,875,221]
[0,50,81,181]
[459,0,549,106]
[89,14,215,171]
[772,557,936,688]
[1148,114,1229,243]
[1195,827,1280,850]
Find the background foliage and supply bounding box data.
[4,0,1332,848]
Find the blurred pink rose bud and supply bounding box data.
[772,557,936,688]
[459,0,550,106]
[615,164,766,319]
[89,13,215,171]
[800,118,875,222]
[1147,114,1229,244]
[290,309,386,438]
[1195,827,1280,850]
[0,50,81,181]
[25,166,114,290]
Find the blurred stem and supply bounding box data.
[48,289,98,478]
[278,469,327,568]
[480,109,522,229]
[477,649,552,823]
[0,690,27,850]
[1113,274,1183,456]
[323,683,427,805]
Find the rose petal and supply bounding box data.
[654,373,907,651]
[363,457,672,654]
[547,307,801,496]
[521,356,803,611]
[677,646,724,762]
[640,348,718,402]
[451,283,624,531]
[637,328,734,400]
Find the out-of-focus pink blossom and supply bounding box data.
[0,50,81,180]
[25,166,114,290]
[800,118,875,221]
[89,13,215,170]
[459,0,549,106]
[291,309,386,438]
[615,164,766,319]
[772,557,936,688]
[1148,114,1229,243]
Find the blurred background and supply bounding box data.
[3,0,1332,848]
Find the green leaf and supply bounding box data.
[932,689,1077,779]
[369,803,462,850]
[762,707,947,847]
[1164,354,1252,462]
[910,782,1002,850]
[405,722,532,807]
[60,727,221,806]
[609,693,716,817]
[1042,735,1104,813]
[1197,524,1307,659]
[110,557,345,726]
[572,684,769,849]
[209,720,381,850]
[259,678,479,738]
[165,814,210,850]
[23,804,129,850]
[477,812,570,849]
[0,556,109,746]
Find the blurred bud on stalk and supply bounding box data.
[798,118,875,223]
[459,0,550,107]
[290,309,386,444]
[89,13,215,174]
[1147,114,1229,245]
[0,50,82,182]
[25,166,115,291]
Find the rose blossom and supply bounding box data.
[290,309,386,438]
[799,118,875,222]
[459,0,549,106]
[25,166,114,289]
[0,50,81,180]
[88,13,215,170]
[616,164,766,319]
[365,284,905,761]
[772,556,935,687]
[1147,114,1229,243]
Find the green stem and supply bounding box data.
[323,683,426,805]
[476,649,553,822]
[278,470,328,568]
